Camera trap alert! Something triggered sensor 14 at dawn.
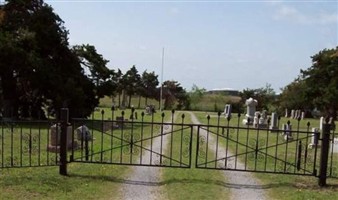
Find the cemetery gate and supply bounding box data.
[0,108,336,187]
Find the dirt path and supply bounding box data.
[119,114,177,200]
[189,111,268,200]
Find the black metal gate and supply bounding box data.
[195,123,319,176]
[70,109,193,168]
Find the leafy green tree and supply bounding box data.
[279,77,308,111]
[188,84,206,110]
[300,47,338,119]
[161,80,188,110]
[141,70,159,107]
[122,65,141,108]
[0,0,108,118]
[72,44,116,98]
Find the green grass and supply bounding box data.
[162,112,230,200]
[193,111,338,200]
[1,109,337,200]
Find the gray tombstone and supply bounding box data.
[308,128,320,149]
[283,124,293,141]
[270,112,278,132]
[76,125,92,141]
[301,112,305,120]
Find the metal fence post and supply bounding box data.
[318,122,331,186]
[59,108,69,176]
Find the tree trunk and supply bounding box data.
[138,95,141,109]
[118,92,121,107]
[128,95,132,108]
[1,72,19,119]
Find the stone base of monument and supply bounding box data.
[269,126,279,133]
[242,118,253,125]
[308,143,321,149]
[47,141,79,153]
[284,135,293,141]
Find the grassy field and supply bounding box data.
[1,108,338,199]
[193,111,338,200]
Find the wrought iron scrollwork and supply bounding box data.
[22,133,39,154]
[4,156,19,167]
[248,138,266,161]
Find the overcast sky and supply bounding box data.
[44,0,337,92]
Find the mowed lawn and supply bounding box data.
[1,109,338,199]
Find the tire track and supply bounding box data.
[189,111,267,200]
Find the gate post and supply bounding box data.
[318,121,331,187]
[59,108,69,176]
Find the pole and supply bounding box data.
[160,47,164,112]
[59,108,69,176]
[318,122,331,187]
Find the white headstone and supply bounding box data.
[320,117,324,131]
[290,110,295,119]
[330,138,338,153]
[223,104,232,118]
[301,112,305,120]
[285,108,289,118]
[308,128,320,149]
[242,97,258,125]
[270,112,278,131]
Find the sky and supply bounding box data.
[41,1,338,92]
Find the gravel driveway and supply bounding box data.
[118,112,268,200]
[189,112,268,200]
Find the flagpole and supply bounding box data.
[160,47,164,112]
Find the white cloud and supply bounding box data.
[272,4,337,25]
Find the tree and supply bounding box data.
[161,80,188,110]
[72,44,116,98]
[0,0,109,118]
[279,77,309,111]
[300,47,338,119]
[188,84,206,110]
[121,65,141,108]
[141,70,159,107]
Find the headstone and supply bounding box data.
[253,111,260,127]
[242,97,258,125]
[297,110,302,119]
[290,110,295,119]
[330,138,338,153]
[223,104,232,118]
[258,110,268,128]
[282,124,293,141]
[75,125,92,141]
[308,128,320,149]
[270,112,278,132]
[285,108,289,118]
[301,112,305,120]
[48,124,74,152]
[319,116,324,130]
[294,110,299,119]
